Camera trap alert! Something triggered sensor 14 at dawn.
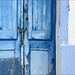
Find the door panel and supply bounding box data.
[28,0,52,40]
[0,0,17,39]
[0,58,21,75]
[0,0,21,75]
[0,0,20,56]
[0,51,14,58]
[0,41,15,50]
[28,41,50,75]
[31,51,48,75]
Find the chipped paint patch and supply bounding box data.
[0,58,21,75]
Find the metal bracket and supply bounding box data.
[18,27,27,46]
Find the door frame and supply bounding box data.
[56,0,61,74]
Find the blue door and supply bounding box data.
[0,0,21,75]
[24,0,56,75]
[0,0,56,75]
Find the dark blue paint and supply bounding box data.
[0,58,21,75]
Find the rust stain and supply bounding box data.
[1,58,21,61]
[67,0,70,11]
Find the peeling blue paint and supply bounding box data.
[0,0,56,75]
[0,58,21,75]
[60,0,75,74]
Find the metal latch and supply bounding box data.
[18,27,27,46]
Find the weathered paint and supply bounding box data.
[0,58,21,75]
[24,0,56,74]
[0,0,56,75]
[28,0,52,40]
[0,0,17,39]
[21,0,24,74]
[60,0,75,74]
[0,0,21,75]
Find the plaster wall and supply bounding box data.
[68,0,75,45]
[57,0,75,74]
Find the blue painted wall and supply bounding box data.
[60,0,75,74]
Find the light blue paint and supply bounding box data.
[23,0,56,75]
[0,51,14,58]
[15,0,21,58]
[0,0,56,75]
[28,0,52,40]
[31,51,48,74]
[0,0,21,74]
[61,46,75,74]
[24,0,56,74]
[60,0,69,44]
[0,0,17,39]
[60,0,75,74]
[0,41,16,50]
[0,0,21,57]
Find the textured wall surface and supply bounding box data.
[68,0,75,44]
[60,0,75,74]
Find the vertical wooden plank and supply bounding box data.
[0,0,17,39]
[42,0,47,31]
[6,0,12,30]
[24,0,30,74]
[21,0,24,74]
[28,0,52,40]
[12,0,17,38]
[0,0,12,30]
[46,0,52,36]
[15,0,21,58]
[2,0,6,30]
[28,0,32,39]
[33,0,38,30]
[37,0,42,30]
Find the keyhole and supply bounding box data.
[26,18,28,21]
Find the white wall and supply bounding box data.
[69,0,75,45]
